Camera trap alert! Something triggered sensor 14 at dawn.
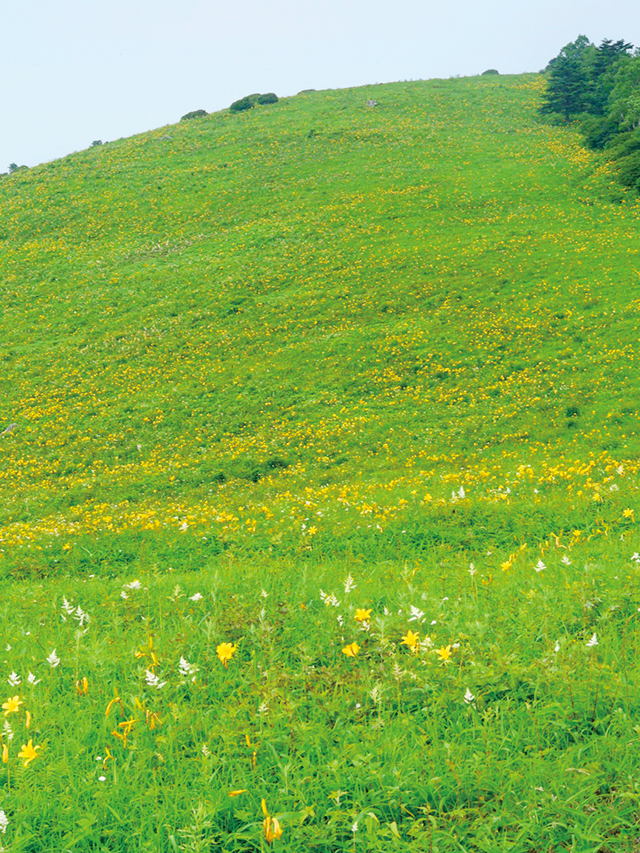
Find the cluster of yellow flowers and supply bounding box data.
[1,695,40,767]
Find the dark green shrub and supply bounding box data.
[605,131,640,160]
[257,92,278,105]
[229,96,256,113]
[581,115,619,149]
[90,140,103,147]
[482,69,499,75]
[180,109,208,121]
[615,149,640,188]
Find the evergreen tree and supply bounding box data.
[540,36,594,121]
[589,39,634,116]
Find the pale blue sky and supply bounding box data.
[3,0,639,169]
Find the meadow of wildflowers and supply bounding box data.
[0,73,639,849]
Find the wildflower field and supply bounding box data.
[0,74,640,850]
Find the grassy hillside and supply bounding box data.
[1,75,640,851]
[1,73,638,574]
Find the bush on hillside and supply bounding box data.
[230,96,257,113]
[605,130,640,160]
[614,149,640,189]
[181,109,209,121]
[581,115,620,149]
[230,93,279,112]
[482,69,499,75]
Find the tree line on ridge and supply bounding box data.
[540,35,640,193]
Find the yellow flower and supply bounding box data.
[623,508,635,520]
[229,789,247,797]
[342,642,360,658]
[17,739,40,767]
[402,630,420,652]
[354,608,372,623]
[75,677,89,695]
[105,695,123,717]
[145,709,161,731]
[216,642,237,667]
[435,645,452,664]
[262,799,283,843]
[2,696,22,716]
[1,743,8,763]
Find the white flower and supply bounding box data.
[201,743,210,757]
[61,596,75,615]
[468,563,477,577]
[554,641,560,654]
[98,775,107,782]
[178,656,198,683]
[463,687,475,704]
[631,553,640,564]
[120,592,128,599]
[534,559,546,572]
[7,672,20,687]
[188,592,203,602]
[408,605,425,623]
[27,671,41,685]
[319,590,340,607]
[561,555,571,566]
[0,810,7,834]
[458,486,466,499]
[144,669,167,689]
[352,822,359,833]
[343,574,356,594]
[74,606,90,626]
[586,633,598,648]
[123,580,141,591]
[3,721,13,741]
[179,520,188,531]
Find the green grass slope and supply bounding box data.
[0,73,639,576]
[2,75,640,852]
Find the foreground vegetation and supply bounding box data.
[0,72,639,849]
[0,537,638,851]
